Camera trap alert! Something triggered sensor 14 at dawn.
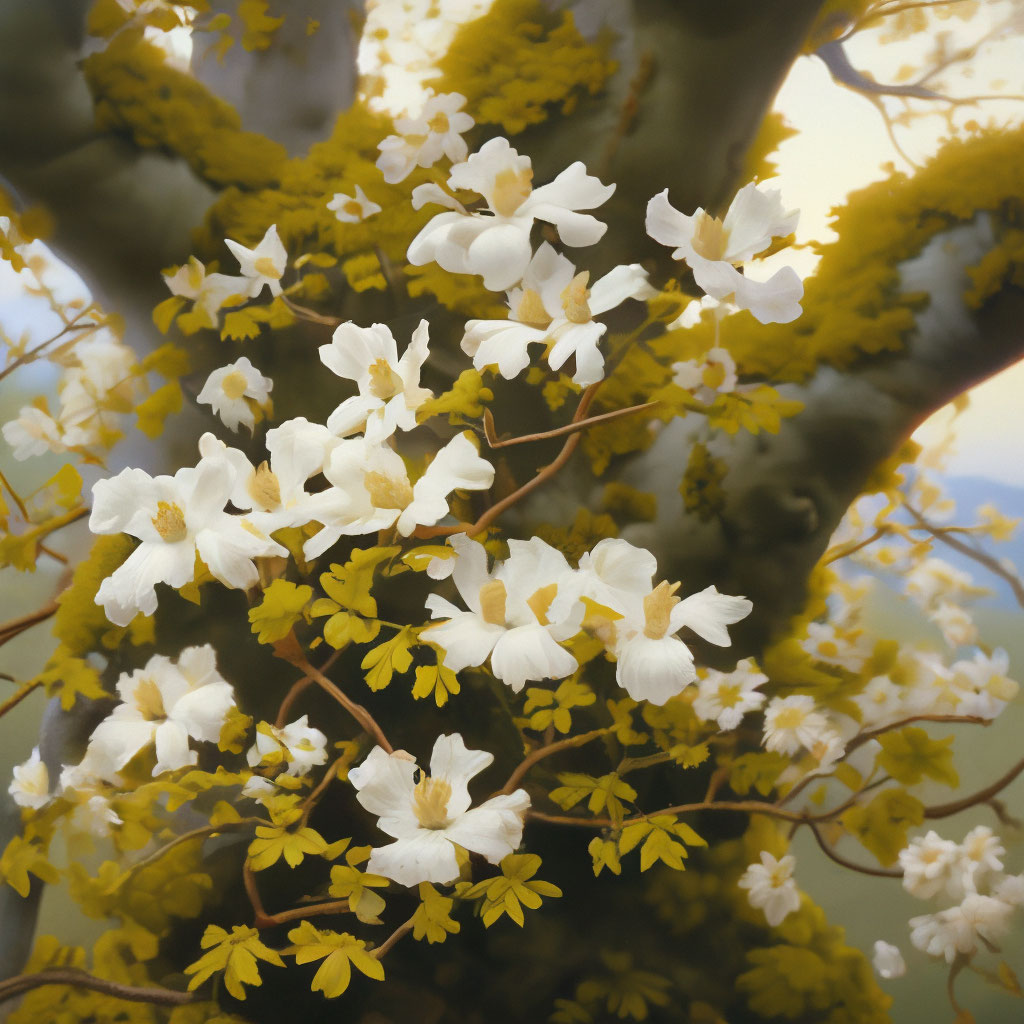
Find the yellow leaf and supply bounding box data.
[136,381,183,438]
[361,627,417,691]
[248,580,313,644]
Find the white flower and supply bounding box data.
[198,420,337,538]
[241,775,278,803]
[854,674,905,729]
[872,940,906,979]
[929,601,977,648]
[646,183,803,324]
[424,535,583,693]
[994,873,1024,907]
[672,346,738,402]
[68,794,122,839]
[90,453,287,626]
[196,357,273,433]
[899,830,961,900]
[376,91,474,183]
[738,851,801,927]
[906,557,985,612]
[225,224,288,299]
[327,185,382,223]
[800,621,870,673]
[9,748,51,810]
[693,659,768,731]
[949,649,1018,719]
[3,407,67,459]
[305,432,494,557]
[461,243,653,386]
[319,320,432,441]
[910,894,1013,963]
[609,582,752,707]
[163,256,249,322]
[957,825,1005,896]
[408,137,615,291]
[246,716,328,777]
[762,695,832,756]
[82,645,237,781]
[349,733,530,886]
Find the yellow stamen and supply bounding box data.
[364,471,414,510]
[247,462,281,510]
[526,583,559,626]
[151,501,187,543]
[701,362,727,390]
[560,271,592,324]
[134,678,166,721]
[344,200,363,218]
[717,682,741,708]
[477,580,508,626]
[413,776,453,829]
[367,357,404,400]
[642,581,681,640]
[516,288,552,328]
[253,256,279,278]
[690,212,728,261]
[772,706,807,731]
[427,111,450,133]
[221,370,249,400]
[491,166,533,217]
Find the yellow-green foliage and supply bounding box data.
[436,0,616,134]
[82,30,287,189]
[666,126,1024,383]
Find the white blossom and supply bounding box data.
[319,320,432,441]
[949,649,1018,719]
[693,659,768,731]
[854,674,905,729]
[910,894,1013,963]
[408,137,614,291]
[762,695,833,757]
[646,182,802,324]
[305,432,494,557]
[461,243,653,386]
[327,185,382,223]
[349,733,530,886]
[424,535,582,693]
[376,91,474,183]
[672,346,738,402]
[9,748,51,810]
[90,453,287,626]
[872,940,906,979]
[899,830,961,900]
[196,356,273,433]
[956,825,1005,896]
[225,224,288,299]
[800,621,870,673]
[2,406,67,460]
[163,256,248,322]
[68,794,122,839]
[81,645,237,781]
[246,716,328,777]
[738,851,801,927]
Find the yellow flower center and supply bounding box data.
[717,682,742,708]
[701,361,727,390]
[491,166,533,217]
[134,678,167,721]
[560,271,592,324]
[526,583,559,626]
[247,461,281,510]
[772,706,807,731]
[768,863,790,888]
[253,256,280,278]
[364,470,414,510]
[427,111,450,133]
[478,579,508,626]
[413,775,452,830]
[221,370,249,400]
[367,358,404,400]
[151,500,188,542]
[516,288,552,328]
[344,199,363,218]
[690,212,728,261]
[642,581,681,640]
[817,640,839,658]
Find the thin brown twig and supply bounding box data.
[280,294,341,327]
[276,649,342,727]
[483,401,658,449]
[290,654,394,754]
[802,820,903,878]
[925,754,1024,819]
[300,761,339,826]
[0,679,43,718]
[373,917,415,960]
[255,899,352,930]
[498,728,610,796]
[0,600,60,647]
[0,969,196,1008]
[0,310,99,385]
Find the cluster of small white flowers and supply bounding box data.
[897,825,1022,965]
[737,851,801,926]
[906,556,989,648]
[357,0,491,116]
[3,331,143,459]
[377,91,475,184]
[692,658,768,731]
[424,535,752,704]
[761,694,845,771]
